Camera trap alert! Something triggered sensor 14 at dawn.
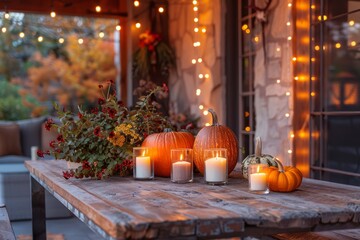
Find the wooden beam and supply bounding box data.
[1,0,127,19]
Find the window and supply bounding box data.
[310,0,360,185]
[239,1,256,159]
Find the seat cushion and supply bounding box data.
[0,155,29,164]
[17,116,47,158]
[0,124,22,157]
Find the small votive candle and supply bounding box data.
[171,148,193,183]
[133,147,153,180]
[248,164,269,194]
[204,148,228,185]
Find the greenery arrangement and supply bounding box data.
[133,31,175,80]
[40,80,172,179]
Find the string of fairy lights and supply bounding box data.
[0,2,122,44]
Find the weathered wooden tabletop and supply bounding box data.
[25,160,360,239]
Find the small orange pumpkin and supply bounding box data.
[193,109,239,175]
[142,129,195,177]
[267,158,303,192]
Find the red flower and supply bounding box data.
[57,135,64,142]
[108,79,114,84]
[98,98,105,105]
[78,112,83,119]
[117,100,125,107]
[91,107,99,114]
[44,119,54,131]
[98,84,103,88]
[108,108,117,118]
[37,150,44,158]
[162,83,169,93]
[94,126,101,136]
[62,170,74,180]
[49,140,56,148]
[109,131,115,138]
[82,161,91,170]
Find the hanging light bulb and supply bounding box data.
[134,0,140,7]
[78,38,84,44]
[158,7,164,13]
[95,5,101,12]
[4,12,10,19]
[38,36,44,42]
[1,27,6,33]
[58,38,64,44]
[50,11,56,18]
[135,22,141,29]
[19,32,25,38]
[116,25,121,31]
[99,31,105,38]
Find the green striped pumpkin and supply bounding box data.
[241,137,278,179]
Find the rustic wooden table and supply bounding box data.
[25,160,360,240]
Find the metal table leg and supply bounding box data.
[31,176,46,240]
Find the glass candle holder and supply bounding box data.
[171,148,193,183]
[248,164,269,194]
[204,148,228,185]
[133,147,153,180]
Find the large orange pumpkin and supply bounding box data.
[193,109,239,175]
[141,129,195,177]
[267,158,303,192]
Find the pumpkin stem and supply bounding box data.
[208,109,219,126]
[164,128,173,132]
[255,137,262,157]
[273,157,284,172]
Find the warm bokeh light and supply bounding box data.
[335,43,341,48]
[192,59,196,64]
[4,12,10,19]
[198,58,203,63]
[286,21,291,26]
[196,89,201,96]
[95,5,101,12]
[135,22,141,28]
[254,36,259,42]
[310,92,315,97]
[287,36,292,41]
[38,36,43,42]
[292,57,297,61]
[349,20,355,26]
[288,3,292,7]
[194,27,199,32]
[276,79,281,84]
[193,0,198,4]
[245,29,250,34]
[134,0,140,7]
[199,74,204,79]
[245,126,251,132]
[314,45,320,51]
[1,27,6,33]
[50,11,56,18]
[294,76,299,81]
[58,38,64,44]
[205,74,210,79]
[116,25,121,31]
[351,41,356,47]
[285,113,290,118]
[19,32,25,38]
[193,6,198,11]
[78,38,84,44]
[201,28,206,33]
[158,7,164,13]
[194,17,199,23]
[99,31,105,38]
[203,110,209,116]
[288,149,293,154]
[199,105,204,110]
[242,24,248,30]
[286,92,291,96]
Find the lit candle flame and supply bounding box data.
[142,151,145,157]
[257,165,260,173]
[180,154,183,161]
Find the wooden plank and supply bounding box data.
[0,204,16,240]
[25,160,360,239]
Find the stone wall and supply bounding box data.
[254,0,293,165]
[168,0,293,165]
[168,0,224,125]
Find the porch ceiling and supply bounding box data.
[1,0,127,19]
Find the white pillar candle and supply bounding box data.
[205,157,227,182]
[31,146,38,161]
[172,161,191,182]
[250,172,267,191]
[136,156,151,178]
